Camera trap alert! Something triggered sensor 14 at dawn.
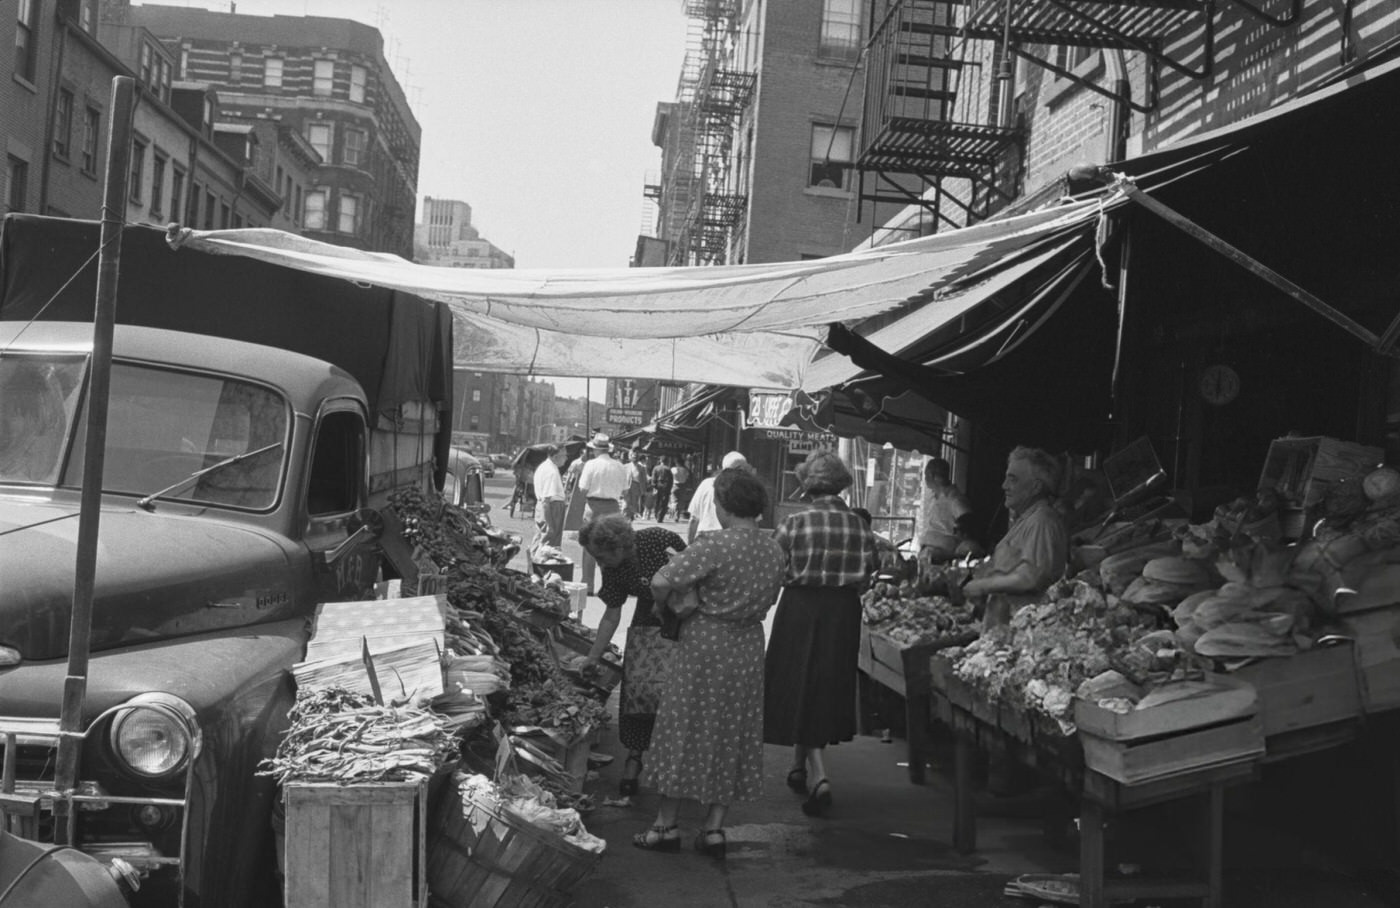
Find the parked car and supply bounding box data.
[444,447,491,518]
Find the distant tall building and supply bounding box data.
[415,197,514,269]
[118,1,421,256]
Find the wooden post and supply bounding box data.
[54,74,135,844]
[1079,799,1107,908]
[952,727,976,854]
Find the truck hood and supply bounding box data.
[0,498,307,660]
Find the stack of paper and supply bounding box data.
[293,594,447,701]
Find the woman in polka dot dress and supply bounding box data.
[634,468,786,858]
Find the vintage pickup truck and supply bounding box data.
[0,214,458,907]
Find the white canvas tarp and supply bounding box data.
[171,195,1115,390]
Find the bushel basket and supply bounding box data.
[427,780,601,908]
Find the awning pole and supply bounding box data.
[55,75,135,842]
[1119,182,1383,350]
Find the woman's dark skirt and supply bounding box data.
[762,584,862,747]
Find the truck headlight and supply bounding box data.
[108,694,201,779]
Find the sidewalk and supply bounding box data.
[486,485,1391,907]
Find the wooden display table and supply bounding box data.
[856,625,975,784]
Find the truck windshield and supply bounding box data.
[56,360,290,510]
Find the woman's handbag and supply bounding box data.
[619,626,676,717]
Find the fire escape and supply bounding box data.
[649,0,756,267]
[857,0,1023,234]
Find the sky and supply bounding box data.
[138,0,692,400]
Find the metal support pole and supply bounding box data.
[54,76,135,843]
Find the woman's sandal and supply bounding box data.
[619,754,643,797]
[695,828,726,859]
[786,767,808,795]
[801,779,832,817]
[632,824,680,852]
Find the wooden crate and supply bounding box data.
[1257,436,1382,509]
[1079,714,1264,785]
[1229,642,1362,738]
[284,779,427,908]
[1341,605,1400,713]
[1074,676,1257,741]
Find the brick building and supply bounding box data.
[118,1,421,257]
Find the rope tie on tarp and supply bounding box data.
[1094,174,1132,292]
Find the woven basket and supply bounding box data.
[427,782,601,908]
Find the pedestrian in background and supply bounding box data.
[650,456,674,523]
[578,514,686,798]
[625,450,648,519]
[764,449,877,818]
[531,445,568,548]
[687,451,750,543]
[635,468,786,857]
[917,456,971,568]
[671,456,693,520]
[576,432,631,593]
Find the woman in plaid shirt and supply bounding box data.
[763,449,877,818]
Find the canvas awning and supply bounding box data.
[138,198,1117,391]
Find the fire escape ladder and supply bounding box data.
[856,0,1023,232]
[1224,0,1300,27]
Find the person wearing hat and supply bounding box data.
[576,432,632,593]
[764,449,878,819]
[531,445,569,548]
[686,451,752,543]
[962,445,1069,628]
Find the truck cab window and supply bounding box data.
[307,410,363,515]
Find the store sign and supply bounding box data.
[750,427,837,449]
[748,392,794,428]
[606,407,647,426]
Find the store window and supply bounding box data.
[343,128,367,167]
[16,0,39,82]
[313,59,334,97]
[229,52,242,84]
[304,190,327,230]
[81,107,100,175]
[338,194,360,234]
[306,122,332,162]
[808,123,854,190]
[264,57,283,88]
[5,156,28,213]
[818,0,861,61]
[349,65,367,103]
[53,89,74,159]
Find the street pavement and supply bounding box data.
[478,476,1392,908]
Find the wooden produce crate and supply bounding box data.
[1074,676,1257,741]
[1257,435,1382,509]
[1079,714,1265,785]
[1341,605,1400,713]
[1228,642,1362,739]
[284,779,427,908]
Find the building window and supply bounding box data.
[220,202,229,229]
[139,43,153,85]
[170,166,185,224]
[129,140,146,202]
[154,55,172,103]
[151,154,167,216]
[79,0,95,34]
[179,48,189,80]
[188,182,199,224]
[306,122,332,162]
[204,190,215,229]
[809,123,854,189]
[5,156,28,212]
[338,194,360,234]
[294,185,303,223]
[471,389,482,403]
[264,57,283,88]
[81,107,100,174]
[313,59,334,96]
[229,52,242,84]
[16,0,39,82]
[819,0,861,61]
[349,65,366,103]
[54,89,74,159]
[343,128,366,167]
[304,190,327,229]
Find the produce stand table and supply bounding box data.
[928,638,1376,908]
[856,625,976,784]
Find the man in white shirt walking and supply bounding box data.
[532,445,568,548]
[576,432,631,592]
[686,450,750,543]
